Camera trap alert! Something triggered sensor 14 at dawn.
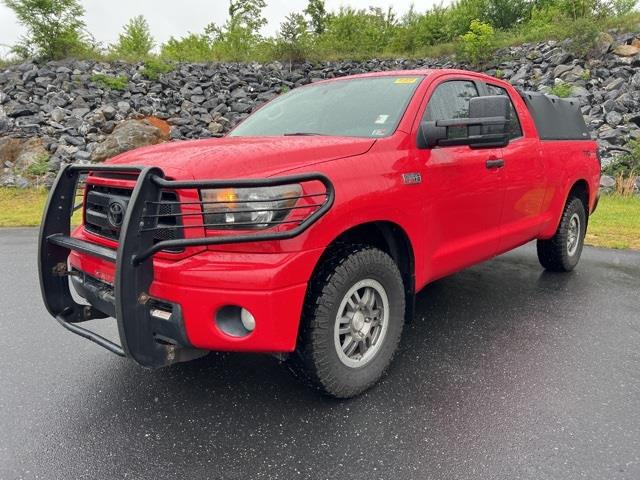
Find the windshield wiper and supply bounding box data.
[283,132,327,136]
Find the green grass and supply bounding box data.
[1,188,638,250]
[90,73,129,91]
[140,59,174,80]
[586,194,640,250]
[0,188,48,226]
[549,82,574,98]
[0,188,81,227]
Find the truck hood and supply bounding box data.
[106,136,375,179]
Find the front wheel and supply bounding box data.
[537,196,587,272]
[288,246,405,398]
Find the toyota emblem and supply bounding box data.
[107,200,126,228]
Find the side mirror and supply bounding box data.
[417,95,511,149]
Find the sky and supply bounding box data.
[0,0,443,57]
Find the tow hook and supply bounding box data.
[52,263,80,277]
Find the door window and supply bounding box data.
[424,81,479,122]
[424,80,479,140]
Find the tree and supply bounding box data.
[160,33,213,62]
[304,0,328,34]
[112,15,155,59]
[456,19,496,65]
[484,0,532,29]
[317,7,398,57]
[277,12,310,64]
[3,0,89,59]
[207,0,267,61]
[227,0,267,32]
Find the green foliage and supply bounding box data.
[456,19,496,65]
[609,0,638,15]
[604,139,640,177]
[518,4,564,41]
[565,17,601,56]
[315,6,398,58]
[447,0,490,37]
[3,0,91,60]
[207,0,268,61]
[25,154,49,177]
[484,0,532,29]
[549,82,574,97]
[304,0,328,34]
[90,73,128,91]
[111,15,154,59]
[6,0,637,64]
[388,5,450,54]
[140,58,174,80]
[160,33,214,62]
[275,12,312,63]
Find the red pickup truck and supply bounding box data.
[39,69,600,398]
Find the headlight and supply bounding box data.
[200,184,302,230]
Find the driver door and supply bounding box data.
[416,79,507,280]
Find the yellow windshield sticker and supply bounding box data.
[394,77,418,84]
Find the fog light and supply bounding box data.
[215,305,255,337]
[240,308,256,332]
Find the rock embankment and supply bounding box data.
[0,31,639,189]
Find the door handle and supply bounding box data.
[486,159,505,169]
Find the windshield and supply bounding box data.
[230,76,423,139]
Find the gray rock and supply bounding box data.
[71,107,90,118]
[74,150,92,161]
[572,86,590,98]
[100,105,116,120]
[91,119,166,162]
[600,175,616,188]
[15,176,30,188]
[510,66,529,84]
[208,122,224,134]
[598,128,622,143]
[603,77,625,91]
[231,102,253,114]
[553,64,573,78]
[50,107,66,123]
[48,155,63,171]
[6,103,38,118]
[605,111,623,127]
[61,134,85,147]
[117,101,131,114]
[1,33,639,186]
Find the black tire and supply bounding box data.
[288,246,405,398]
[537,196,587,272]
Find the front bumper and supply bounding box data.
[38,164,333,368]
[68,247,322,353]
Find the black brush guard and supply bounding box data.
[38,164,334,368]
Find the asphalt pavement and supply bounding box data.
[1,228,639,480]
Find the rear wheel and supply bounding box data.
[289,246,405,398]
[537,196,587,272]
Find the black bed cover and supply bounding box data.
[517,90,591,141]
